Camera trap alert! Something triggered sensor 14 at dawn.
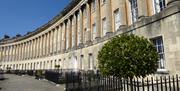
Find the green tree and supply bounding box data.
[98,34,159,78]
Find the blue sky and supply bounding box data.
[0,0,71,39]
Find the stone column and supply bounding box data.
[32,39,35,59]
[105,0,113,34]
[7,46,10,61]
[1,47,4,62]
[51,30,54,55]
[0,47,2,61]
[78,9,83,46]
[96,0,101,39]
[9,46,12,61]
[137,0,148,19]
[26,42,29,59]
[66,20,69,50]
[34,39,37,58]
[58,25,62,53]
[4,46,6,61]
[61,22,66,52]
[86,2,91,43]
[26,42,28,59]
[15,45,18,61]
[31,39,35,59]
[44,34,47,56]
[68,19,72,49]
[31,40,34,59]
[5,46,7,61]
[72,14,77,48]
[54,27,58,54]
[31,40,33,59]
[21,43,23,60]
[46,33,49,56]
[37,37,40,58]
[27,40,31,59]
[2,47,4,62]
[40,35,43,57]
[47,31,51,56]
[11,46,14,61]
[38,37,40,57]
[6,46,8,61]
[16,45,19,61]
[18,44,21,61]
[21,44,23,60]
[24,43,26,60]
[36,38,39,58]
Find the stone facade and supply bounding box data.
[0,0,180,75]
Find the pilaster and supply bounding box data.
[105,0,113,34]
[86,2,92,44]
[95,0,101,39]
[137,0,148,19]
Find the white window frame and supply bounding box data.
[151,36,165,69]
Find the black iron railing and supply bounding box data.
[65,71,180,91]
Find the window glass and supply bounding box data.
[102,17,107,36]
[154,0,166,13]
[114,9,121,31]
[130,0,138,23]
[92,23,96,40]
[92,0,96,11]
[151,36,165,69]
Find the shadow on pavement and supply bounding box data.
[0,78,9,81]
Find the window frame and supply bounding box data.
[114,8,121,31]
[153,0,166,14]
[150,36,165,69]
[130,0,138,23]
[102,17,107,36]
[92,23,96,40]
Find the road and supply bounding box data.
[0,74,65,91]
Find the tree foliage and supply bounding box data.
[98,34,159,78]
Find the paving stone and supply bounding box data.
[0,74,65,91]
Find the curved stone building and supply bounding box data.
[0,0,180,74]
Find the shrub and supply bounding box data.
[98,34,159,78]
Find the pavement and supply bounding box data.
[0,74,65,91]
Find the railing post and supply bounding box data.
[137,78,139,91]
[156,77,159,91]
[147,78,149,91]
[176,75,179,91]
[134,78,136,91]
[160,76,163,91]
[142,78,145,91]
[172,76,175,91]
[169,76,172,91]
[151,77,154,91]
[164,76,167,91]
